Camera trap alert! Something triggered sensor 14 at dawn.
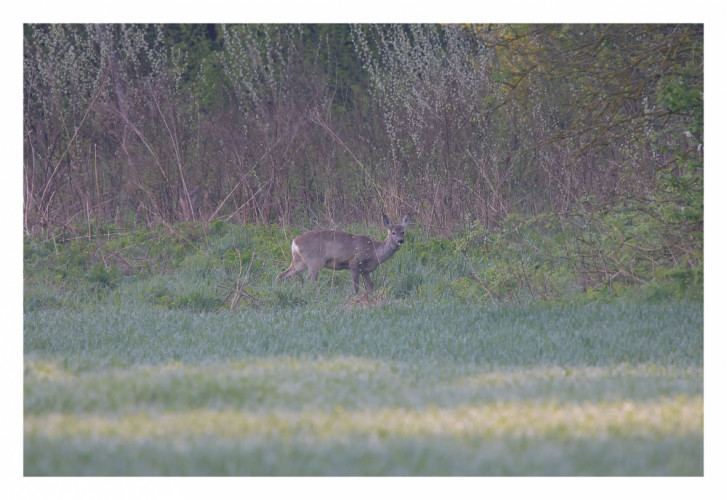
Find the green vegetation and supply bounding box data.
[24,221,703,475]
[23,22,703,476]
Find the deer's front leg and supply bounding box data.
[350,268,361,294]
[362,272,373,294]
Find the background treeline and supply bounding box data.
[24,24,702,284]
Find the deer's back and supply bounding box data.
[294,230,379,269]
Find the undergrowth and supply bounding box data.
[23,208,702,314]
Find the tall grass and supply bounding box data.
[23,222,703,475]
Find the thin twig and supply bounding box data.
[218,250,261,311]
[40,85,105,218]
[467,271,502,304]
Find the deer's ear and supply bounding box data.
[402,214,411,227]
[382,213,393,228]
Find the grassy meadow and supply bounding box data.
[23,221,703,476]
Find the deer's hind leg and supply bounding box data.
[305,261,324,282]
[277,250,308,280]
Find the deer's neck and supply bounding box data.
[374,236,400,263]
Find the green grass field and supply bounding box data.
[23,223,703,475]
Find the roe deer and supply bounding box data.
[277,213,411,294]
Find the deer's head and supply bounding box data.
[383,213,411,247]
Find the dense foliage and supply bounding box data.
[23,24,703,294]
